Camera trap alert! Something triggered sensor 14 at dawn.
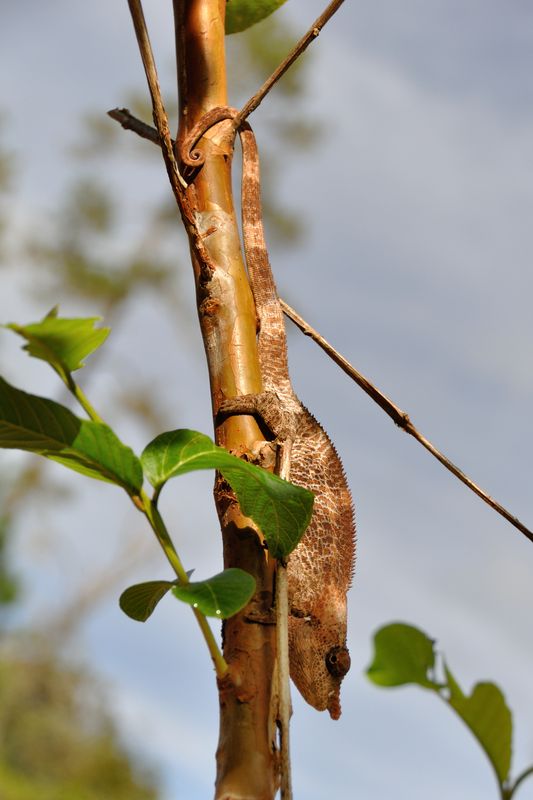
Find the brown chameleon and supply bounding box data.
[180,108,355,719]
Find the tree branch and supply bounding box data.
[126,0,186,192]
[280,299,533,545]
[233,0,345,130]
[108,107,161,145]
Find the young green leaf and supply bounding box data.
[366,623,439,689]
[172,568,255,618]
[141,429,229,484]
[0,377,142,493]
[445,664,512,785]
[225,0,289,34]
[6,309,110,378]
[141,429,314,558]
[119,580,176,622]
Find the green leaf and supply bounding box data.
[141,429,314,558]
[6,309,110,377]
[226,0,288,34]
[218,460,313,558]
[141,429,232,484]
[444,664,512,785]
[172,568,255,618]
[119,580,176,622]
[0,377,142,493]
[366,623,439,689]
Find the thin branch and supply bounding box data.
[232,0,345,130]
[280,299,533,545]
[125,0,217,282]
[126,0,186,192]
[108,107,161,145]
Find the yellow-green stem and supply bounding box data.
[63,371,105,424]
[140,488,190,582]
[138,488,228,677]
[72,382,105,423]
[59,370,227,676]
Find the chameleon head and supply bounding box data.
[288,590,350,720]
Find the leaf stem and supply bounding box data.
[66,375,105,424]
[140,489,189,582]
[137,488,228,677]
[507,765,533,799]
[436,690,505,798]
[52,366,107,424]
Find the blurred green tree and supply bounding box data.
[0,656,159,800]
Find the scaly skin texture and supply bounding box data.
[180,108,355,718]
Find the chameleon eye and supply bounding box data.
[325,646,351,678]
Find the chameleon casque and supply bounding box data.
[180,108,355,720]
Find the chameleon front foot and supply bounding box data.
[217,391,293,441]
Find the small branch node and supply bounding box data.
[397,412,412,430]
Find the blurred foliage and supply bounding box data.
[0,516,18,607]
[0,485,160,797]
[26,171,179,313]
[73,92,177,161]
[0,114,13,192]
[225,0,288,35]
[0,113,14,263]
[228,13,304,97]
[0,656,159,800]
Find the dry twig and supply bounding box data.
[281,299,533,544]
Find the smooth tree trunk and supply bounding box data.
[173,2,280,797]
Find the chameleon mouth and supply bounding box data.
[325,645,351,678]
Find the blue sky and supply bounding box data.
[1,2,533,798]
